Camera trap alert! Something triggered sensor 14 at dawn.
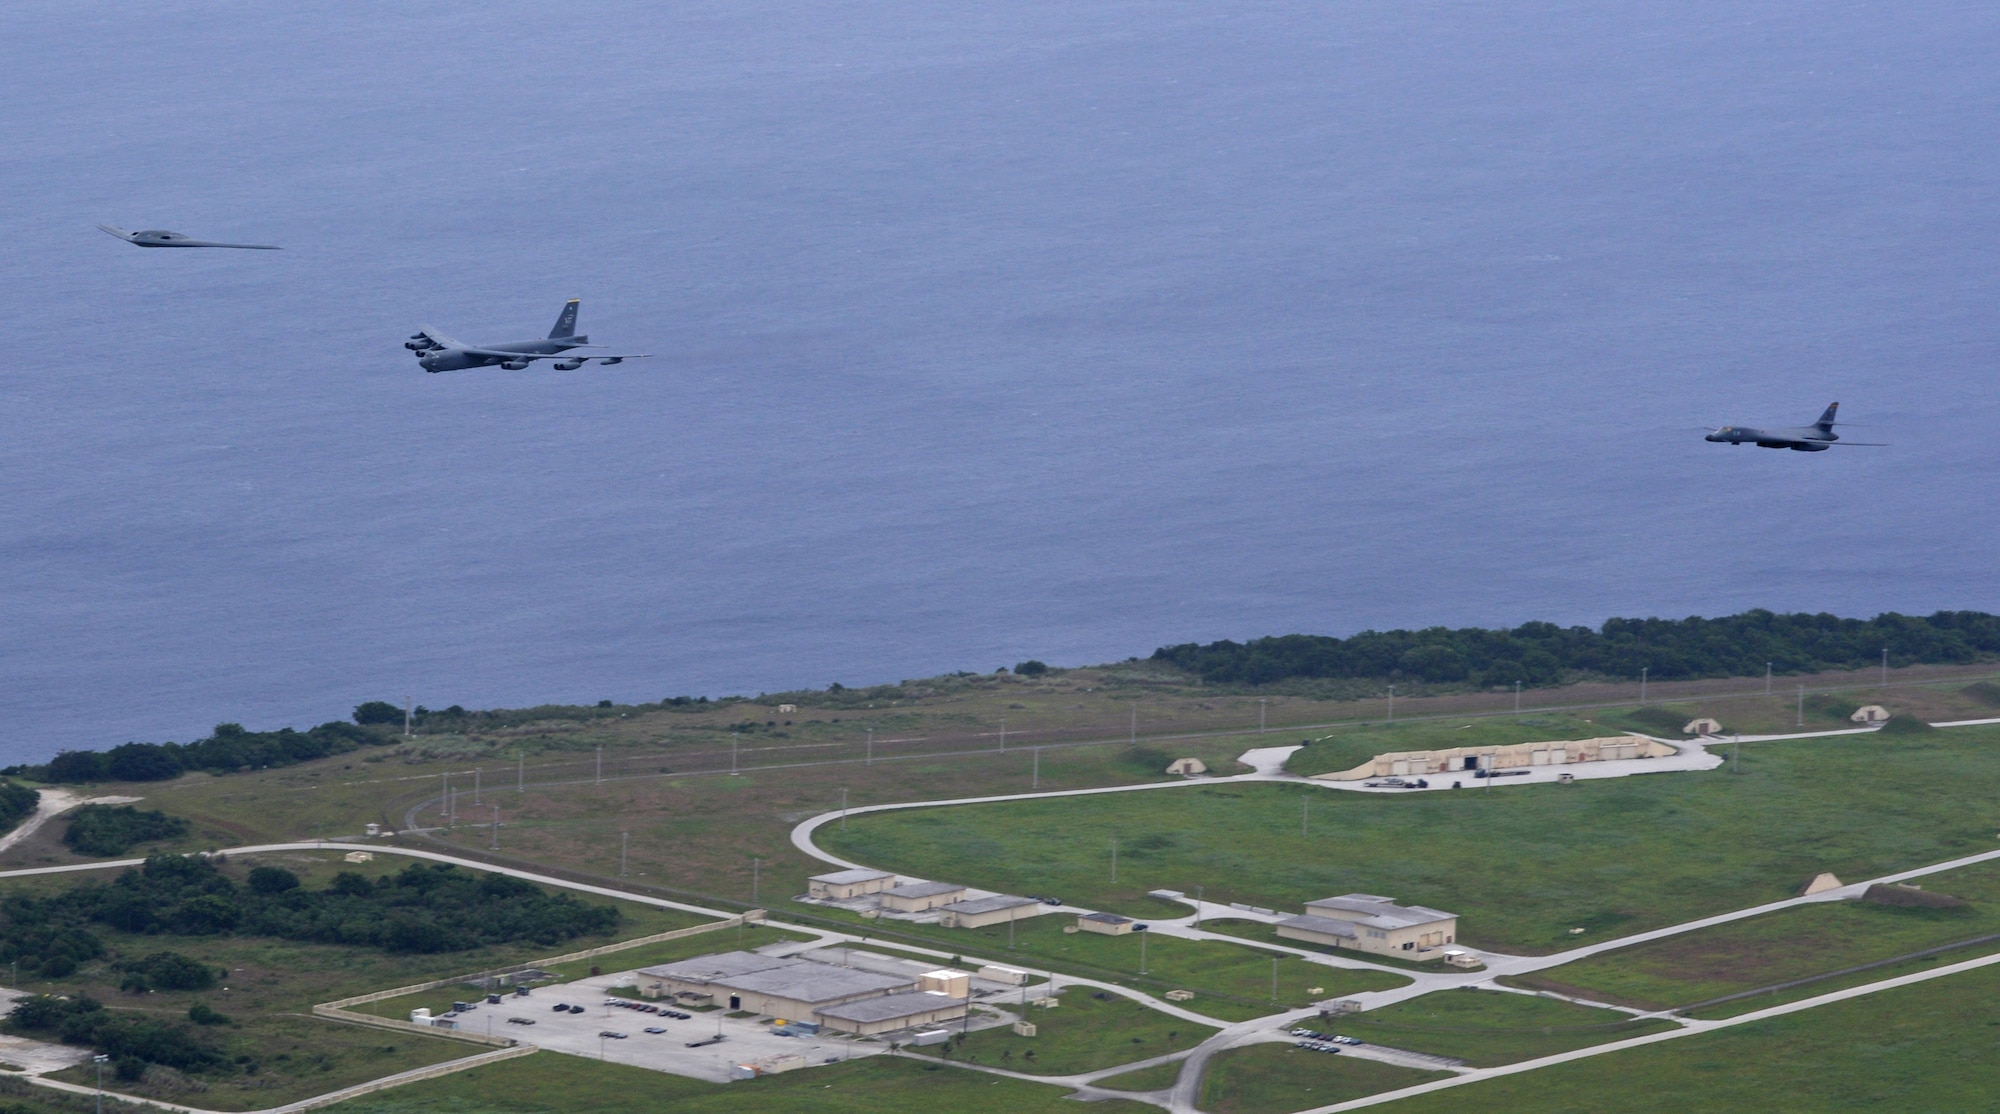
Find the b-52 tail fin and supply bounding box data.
[548,299,580,339]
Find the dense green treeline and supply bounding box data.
[1152,609,2000,687]
[61,805,190,856]
[0,782,37,833]
[4,718,392,785]
[0,855,621,980]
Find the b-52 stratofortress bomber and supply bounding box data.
[404,300,651,373]
[1704,403,1885,451]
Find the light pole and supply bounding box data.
[1302,799,1310,837]
[1271,956,1279,1002]
[752,857,761,905]
[1797,684,1805,727]
[1259,698,1267,734]
[1640,667,1648,706]
[731,738,738,775]
[1882,648,1889,687]
[619,831,628,876]
[474,767,481,806]
[1110,837,1117,884]
[440,773,449,828]
[1514,680,1521,714]
[595,746,603,785]
[1766,662,1773,696]
[1140,928,1148,975]
[999,717,1007,754]
[489,803,498,850]
[1032,747,1039,790]
[1129,703,1137,744]
[93,1054,108,1114]
[866,728,873,766]
[1388,685,1395,724]
[1194,885,1204,930]
[517,751,524,793]
[840,787,848,829]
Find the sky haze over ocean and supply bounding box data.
[3,2,1998,761]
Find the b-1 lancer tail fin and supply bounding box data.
[1815,402,1839,432]
[549,299,580,339]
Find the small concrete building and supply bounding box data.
[917,969,971,996]
[1275,894,1458,959]
[879,881,969,913]
[1852,705,1891,725]
[1682,718,1723,736]
[938,894,1043,929]
[817,991,969,1035]
[977,964,1029,985]
[1077,912,1137,936]
[1165,757,1208,775]
[808,868,896,900]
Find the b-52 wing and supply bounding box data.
[455,346,653,362]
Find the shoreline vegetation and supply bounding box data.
[6,609,1997,787]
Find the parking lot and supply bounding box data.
[467,974,889,1083]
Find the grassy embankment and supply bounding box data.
[318,1048,1158,1114]
[1368,959,2000,1113]
[904,987,1214,1074]
[1197,1044,1450,1114]
[1282,713,1611,777]
[1333,989,1676,1065]
[821,723,2000,954]
[5,848,715,1111]
[1507,856,2000,1016]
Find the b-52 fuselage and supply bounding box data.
[405,300,650,373]
[1705,403,1885,452]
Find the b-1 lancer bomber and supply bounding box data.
[1704,403,1885,452]
[98,224,280,249]
[405,300,651,373]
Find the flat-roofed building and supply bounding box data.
[1275,894,1458,959]
[638,951,914,1020]
[808,868,896,900]
[917,969,971,996]
[1077,912,1136,936]
[938,894,1044,929]
[879,881,968,913]
[816,991,969,1035]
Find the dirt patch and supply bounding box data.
[1862,884,1967,909]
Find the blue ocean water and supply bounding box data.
[2,1,1997,761]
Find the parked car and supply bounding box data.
[644,1027,666,1034]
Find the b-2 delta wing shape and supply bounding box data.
[98,224,281,249]
[404,300,652,373]
[1705,402,1887,452]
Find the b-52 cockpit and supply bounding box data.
[405,300,651,373]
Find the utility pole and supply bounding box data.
[1766,662,1774,696]
[1032,747,1040,790]
[1640,667,1648,705]
[619,831,628,876]
[1259,698,1267,734]
[1797,684,1805,727]
[752,857,761,904]
[731,738,738,775]
[473,767,481,806]
[1194,885,1204,930]
[1271,956,1279,1001]
[404,696,412,738]
[866,728,873,766]
[489,804,499,850]
[449,789,457,829]
[999,717,1007,754]
[1882,647,1889,687]
[517,751,524,793]
[595,745,603,785]
[1130,703,1137,744]
[1302,799,1309,837]
[1111,837,1118,883]
[1388,684,1395,723]
[440,773,449,828]
[93,1054,108,1114]
[1140,928,1148,974]
[840,787,848,829]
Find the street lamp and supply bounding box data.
[93,1054,109,1114]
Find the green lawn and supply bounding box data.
[1335,989,1678,1066]
[319,1047,1158,1114]
[768,913,1406,1022]
[820,724,2000,953]
[1094,1059,1183,1090]
[1371,958,2000,1113]
[1197,1043,1450,1114]
[907,987,1213,1074]
[1506,857,2000,1012]
[1283,714,1612,777]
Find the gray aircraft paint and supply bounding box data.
[407,300,651,373]
[97,224,280,250]
[1706,403,1887,452]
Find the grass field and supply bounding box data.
[1370,959,2000,1113]
[1282,714,1611,777]
[820,724,2000,952]
[755,912,1406,1022]
[1506,857,2000,1012]
[906,987,1213,1074]
[1094,1059,1183,1090]
[1333,989,1678,1066]
[1197,1043,1450,1114]
[319,1046,1158,1114]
